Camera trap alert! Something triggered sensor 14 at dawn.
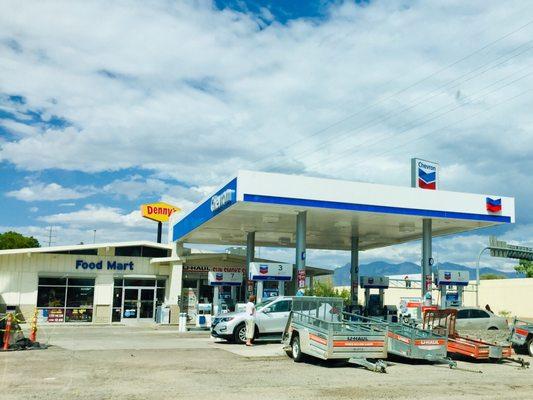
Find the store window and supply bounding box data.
[37,277,95,323]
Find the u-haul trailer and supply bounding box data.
[282,297,388,373]
[386,322,455,367]
[423,309,529,368]
[509,318,533,357]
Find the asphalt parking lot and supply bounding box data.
[1,325,532,400]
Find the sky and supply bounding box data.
[0,0,532,271]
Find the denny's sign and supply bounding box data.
[141,202,180,223]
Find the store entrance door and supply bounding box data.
[122,288,155,322]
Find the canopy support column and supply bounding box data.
[422,219,433,300]
[295,211,307,292]
[350,236,359,306]
[213,286,220,315]
[278,281,285,296]
[246,232,255,299]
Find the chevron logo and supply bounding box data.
[486,197,502,213]
[418,168,436,190]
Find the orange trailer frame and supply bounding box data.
[423,309,521,364]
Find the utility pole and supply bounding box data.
[46,226,57,247]
[93,230,97,244]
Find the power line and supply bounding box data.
[303,66,533,171]
[311,72,533,173]
[311,4,533,120]
[269,40,533,171]
[250,18,533,169]
[346,89,531,171]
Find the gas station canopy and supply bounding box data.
[171,170,514,251]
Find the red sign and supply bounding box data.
[297,270,306,288]
[247,280,254,294]
[425,274,432,291]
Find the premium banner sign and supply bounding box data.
[359,276,389,288]
[411,158,439,190]
[435,270,469,286]
[208,271,243,286]
[249,262,293,281]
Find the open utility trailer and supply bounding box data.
[283,296,388,372]
[423,309,529,368]
[385,321,456,367]
[509,318,533,357]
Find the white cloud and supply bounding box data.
[103,175,169,201]
[0,1,532,263]
[38,204,150,228]
[0,223,155,247]
[31,204,163,244]
[29,206,38,212]
[0,119,41,137]
[6,182,94,201]
[0,0,529,188]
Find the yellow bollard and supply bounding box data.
[29,309,38,342]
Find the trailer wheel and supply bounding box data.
[291,336,304,363]
[527,337,533,357]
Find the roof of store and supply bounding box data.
[0,241,171,256]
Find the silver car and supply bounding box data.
[455,307,508,330]
[211,296,292,343]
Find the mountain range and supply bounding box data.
[333,261,521,286]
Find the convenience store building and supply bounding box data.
[0,240,330,324]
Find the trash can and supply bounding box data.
[155,306,170,324]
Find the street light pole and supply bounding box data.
[475,246,489,308]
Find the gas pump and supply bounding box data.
[208,270,243,316]
[434,270,469,308]
[359,276,398,322]
[249,262,292,303]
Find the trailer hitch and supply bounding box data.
[502,357,530,369]
[425,355,457,369]
[348,358,387,373]
[427,356,483,373]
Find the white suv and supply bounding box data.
[211,296,292,343]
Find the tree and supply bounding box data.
[0,231,40,250]
[480,273,506,280]
[305,280,350,304]
[515,259,533,278]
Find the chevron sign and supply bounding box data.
[411,158,439,190]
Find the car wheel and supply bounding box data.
[527,337,533,357]
[234,323,247,344]
[291,336,304,363]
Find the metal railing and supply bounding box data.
[388,278,478,292]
